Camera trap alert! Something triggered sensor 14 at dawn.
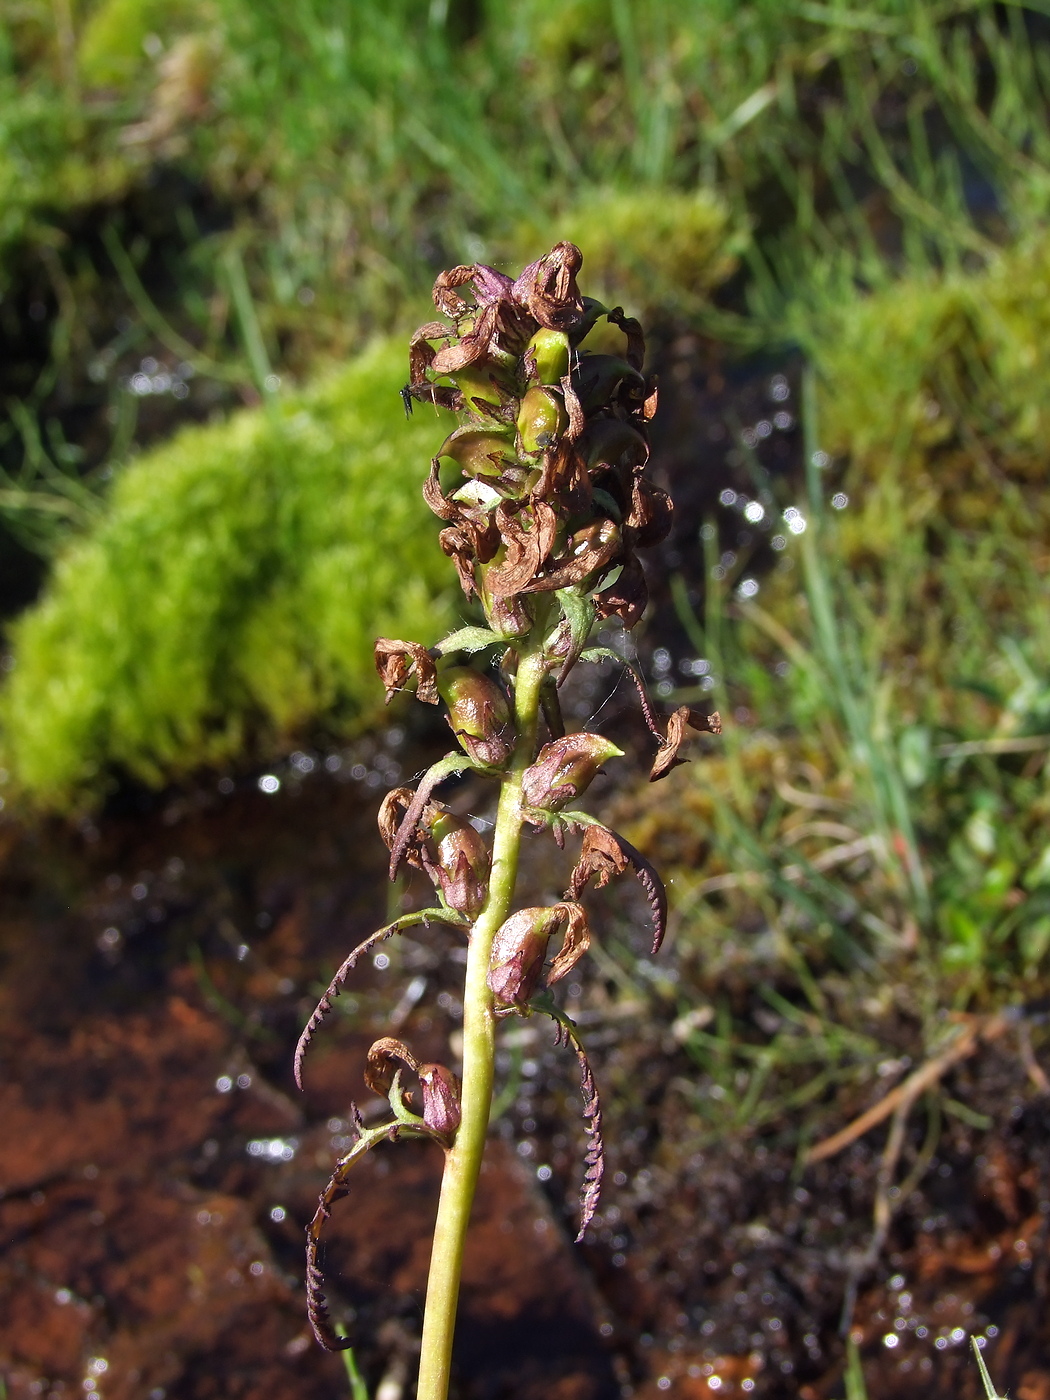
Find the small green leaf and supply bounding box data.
[580,646,622,665]
[436,626,503,656]
[551,589,597,684]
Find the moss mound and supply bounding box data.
[0,338,456,807]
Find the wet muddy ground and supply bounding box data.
[3,736,1050,1400]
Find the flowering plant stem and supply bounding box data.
[295,244,717,1399]
[416,638,548,1400]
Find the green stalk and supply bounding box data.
[415,640,549,1400]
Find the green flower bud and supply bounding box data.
[437,666,516,768]
[439,426,517,479]
[572,354,646,414]
[579,418,648,473]
[521,732,623,811]
[516,385,568,456]
[452,363,505,408]
[526,328,570,385]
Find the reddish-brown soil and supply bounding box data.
[2,759,1050,1400]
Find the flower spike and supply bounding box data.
[299,244,721,1383]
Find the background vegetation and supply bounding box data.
[4,1,1050,1369]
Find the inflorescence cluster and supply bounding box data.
[294,242,719,1356]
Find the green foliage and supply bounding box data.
[0,338,457,807]
[810,236,1050,484]
[4,0,1050,1044]
[623,252,1050,1014]
[13,0,1050,336]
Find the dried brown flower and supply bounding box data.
[487,902,591,1009]
[650,705,722,782]
[567,823,668,954]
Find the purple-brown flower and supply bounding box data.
[521,733,623,811]
[487,902,591,1009]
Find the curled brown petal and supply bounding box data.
[432,263,480,318]
[650,706,722,782]
[546,901,592,985]
[389,754,474,880]
[560,373,586,442]
[605,306,646,371]
[534,439,591,514]
[423,457,458,522]
[431,302,500,375]
[364,1041,462,1141]
[373,638,439,705]
[567,824,667,954]
[409,321,455,386]
[593,555,648,629]
[378,787,430,872]
[511,241,585,330]
[525,518,622,593]
[432,263,514,318]
[364,1037,420,1098]
[626,476,673,549]
[439,528,479,597]
[483,501,558,597]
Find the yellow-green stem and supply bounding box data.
[415,642,549,1400]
